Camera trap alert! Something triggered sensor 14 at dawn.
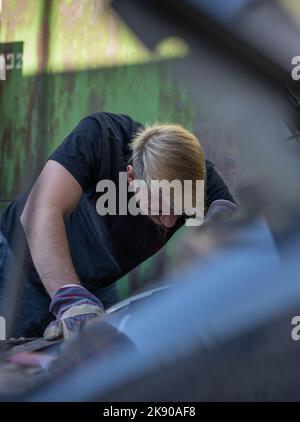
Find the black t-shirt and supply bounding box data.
[0,112,234,291]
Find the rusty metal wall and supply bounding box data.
[0,0,238,297]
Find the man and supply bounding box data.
[0,112,234,340]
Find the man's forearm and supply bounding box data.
[21,208,81,297]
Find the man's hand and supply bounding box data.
[44,285,105,341]
[204,199,237,224]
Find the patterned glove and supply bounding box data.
[44,285,105,341]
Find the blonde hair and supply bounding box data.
[130,123,206,187]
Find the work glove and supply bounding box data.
[44,285,105,341]
[204,199,237,224]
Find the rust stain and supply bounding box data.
[37,0,51,72]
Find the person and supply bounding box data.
[0,112,235,340]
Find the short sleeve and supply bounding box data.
[48,117,103,192]
[205,160,235,207]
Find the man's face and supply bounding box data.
[144,192,178,228]
[127,165,178,228]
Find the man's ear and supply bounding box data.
[127,165,135,183]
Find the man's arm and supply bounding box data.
[20,159,83,297]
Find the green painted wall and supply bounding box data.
[0,0,195,296]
